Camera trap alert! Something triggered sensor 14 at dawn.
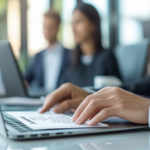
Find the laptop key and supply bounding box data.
[3,113,34,132]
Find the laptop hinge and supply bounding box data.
[0,107,7,138]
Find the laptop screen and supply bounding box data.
[0,41,28,97]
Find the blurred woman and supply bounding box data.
[58,3,121,87]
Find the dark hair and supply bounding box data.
[71,3,103,68]
[44,9,61,26]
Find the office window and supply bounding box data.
[62,0,76,49]
[0,0,8,41]
[7,0,21,58]
[83,0,109,48]
[27,0,50,56]
[119,0,150,45]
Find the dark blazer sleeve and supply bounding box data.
[57,49,71,87]
[24,56,36,84]
[104,52,122,80]
[121,76,150,97]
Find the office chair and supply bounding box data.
[114,39,150,83]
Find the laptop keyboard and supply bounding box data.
[3,112,34,132]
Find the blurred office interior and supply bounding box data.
[1,0,150,96]
[1,0,150,70]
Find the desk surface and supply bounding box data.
[0,129,150,150]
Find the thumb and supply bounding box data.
[53,98,82,113]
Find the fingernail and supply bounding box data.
[72,115,76,122]
[75,117,81,124]
[87,120,93,126]
[54,106,62,113]
[38,107,43,113]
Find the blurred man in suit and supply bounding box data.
[24,9,70,92]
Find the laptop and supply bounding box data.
[0,40,49,98]
[0,106,148,140]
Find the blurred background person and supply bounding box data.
[57,3,121,88]
[24,9,70,92]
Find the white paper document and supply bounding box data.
[5,111,108,130]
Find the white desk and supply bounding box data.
[0,129,150,150]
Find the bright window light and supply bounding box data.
[27,0,49,56]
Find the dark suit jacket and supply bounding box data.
[57,50,122,87]
[24,47,70,88]
[121,76,150,97]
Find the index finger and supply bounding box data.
[39,84,72,113]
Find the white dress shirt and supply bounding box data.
[81,55,94,66]
[44,42,63,92]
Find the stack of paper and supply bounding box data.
[5,111,109,130]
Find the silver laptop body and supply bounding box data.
[0,106,148,140]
